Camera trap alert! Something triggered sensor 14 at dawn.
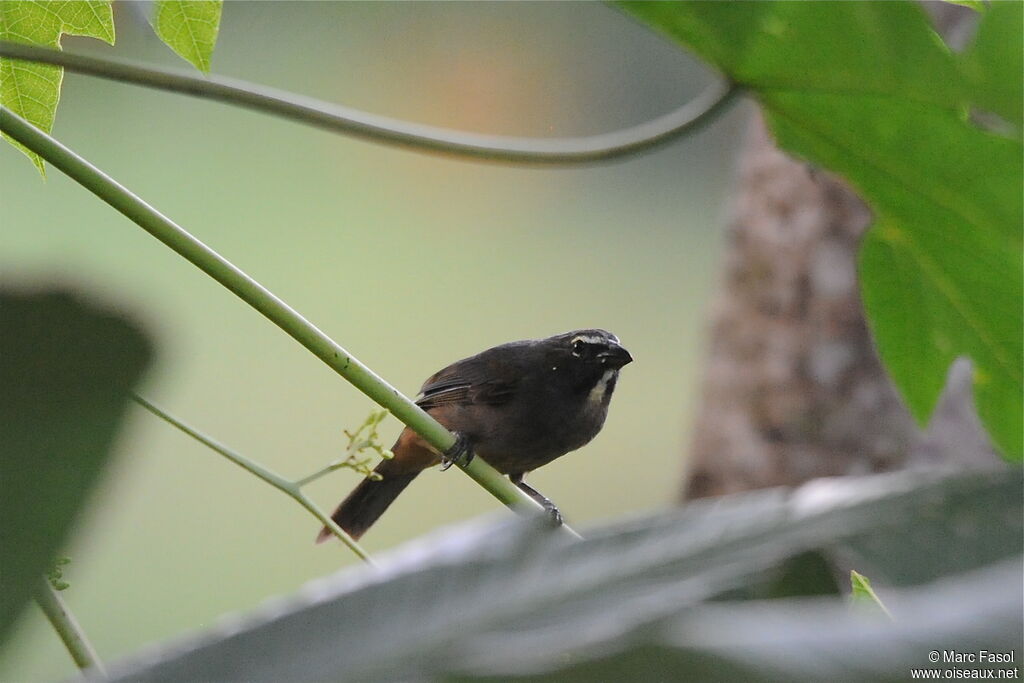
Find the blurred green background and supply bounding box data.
[0,2,748,680]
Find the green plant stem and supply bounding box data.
[0,106,563,533]
[130,394,377,564]
[0,41,739,165]
[33,577,105,675]
[294,460,360,489]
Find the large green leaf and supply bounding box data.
[619,2,965,109]
[0,289,152,650]
[94,468,1021,681]
[150,0,222,74]
[621,1,1023,460]
[0,0,114,175]
[961,0,1023,129]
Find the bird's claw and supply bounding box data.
[440,432,474,471]
[541,501,563,527]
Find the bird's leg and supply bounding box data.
[440,431,474,471]
[508,473,563,527]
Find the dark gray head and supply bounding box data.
[549,329,632,369]
[541,329,632,396]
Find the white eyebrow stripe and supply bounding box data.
[571,334,609,345]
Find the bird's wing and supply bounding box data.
[415,376,471,409]
[469,377,518,405]
[415,358,519,409]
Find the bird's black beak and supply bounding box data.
[598,343,633,369]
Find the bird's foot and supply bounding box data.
[540,500,563,528]
[513,479,563,528]
[440,432,474,471]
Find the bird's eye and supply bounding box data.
[571,340,585,356]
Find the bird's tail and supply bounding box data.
[316,464,420,543]
[316,428,438,543]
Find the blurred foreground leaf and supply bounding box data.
[0,0,114,175]
[0,288,152,650]
[457,559,1020,683]
[621,1,1023,459]
[94,468,1021,682]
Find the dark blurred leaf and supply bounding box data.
[620,1,1023,460]
[0,288,152,649]
[714,549,842,602]
[94,468,1021,682]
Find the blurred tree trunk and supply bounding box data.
[682,98,999,501]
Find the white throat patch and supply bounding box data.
[587,369,617,407]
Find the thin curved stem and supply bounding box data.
[294,460,361,489]
[0,106,566,537]
[33,577,105,675]
[130,393,377,564]
[0,41,740,165]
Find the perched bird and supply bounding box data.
[317,329,632,542]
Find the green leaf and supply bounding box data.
[96,468,1021,681]
[943,0,987,11]
[0,0,114,175]
[150,0,222,74]
[619,2,965,109]
[961,0,1023,129]
[620,1,1023,460]
[850,570,892,619]
[0,288,152,650]
[768,91,1024,458]
[860,215,1022,460]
